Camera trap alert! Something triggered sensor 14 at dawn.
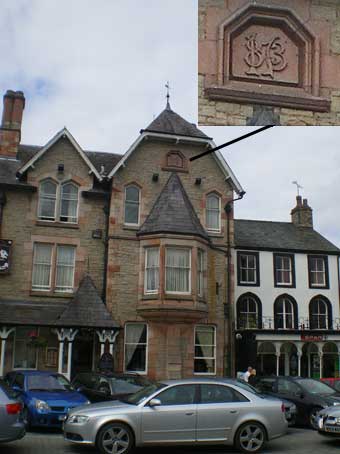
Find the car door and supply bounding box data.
[141,384,197,443]
[196,384,250,442]
[276,378,305,422]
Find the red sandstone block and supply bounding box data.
[198,40,218,75]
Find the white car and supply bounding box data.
[318,406,340,436]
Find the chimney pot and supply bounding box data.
[296,195,302,207]
[291,196,313,228]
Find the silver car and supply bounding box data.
[0,379,25,443]
[63,378,288,454]
[317,406,340,437]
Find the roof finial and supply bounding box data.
[165,81,171,110]
[292,180,303,196]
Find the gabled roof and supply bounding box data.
[234,219,340,254]
[17,128,105,181]
[137,172,209,241]
[56,275,119,328]
[141,104,211,139]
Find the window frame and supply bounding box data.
[197,249,205,298]
[37,179,79,224]
[165,247,192,295]
[194,325,216,376]
[144,247,160,295]
[308,255,329,289]
[31,242,76,294]
[124,323,148,375]
[275,297,295,330]
[237,251,260,286]
[13,327,39,370]
[273,253,296,288]
[205,193,221,233]
[124,184,141,226]
[309,297,331,330]
[237,295,260,329]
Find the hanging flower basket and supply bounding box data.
[27,332,48,349]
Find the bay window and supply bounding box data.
[145,247,160,293]
[165,248,191,293]
[124,323,148,373]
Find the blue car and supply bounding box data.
[4,370,89,428]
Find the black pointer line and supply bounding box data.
[189,125,274,161]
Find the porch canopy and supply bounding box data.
[0,275,120,379]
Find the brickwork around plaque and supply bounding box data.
[107,139,235,380]
[198,0,340,125]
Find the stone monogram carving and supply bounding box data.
[244,33,287,79]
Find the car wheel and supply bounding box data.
[235,421,266,453]
[96,422,134,454]
[309,407,321,430]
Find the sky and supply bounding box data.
[1,0,340,246]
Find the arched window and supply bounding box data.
[206,193,221,232]
[60,182,79,223]
[38,180,57,221]
[309,297,332,330]
[274,296,297,330]
[237,294,262,329]
[125,185,140,225]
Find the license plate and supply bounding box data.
[325,426,340,433]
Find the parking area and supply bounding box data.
[2,428,340,454]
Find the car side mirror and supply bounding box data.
[12,385,22,393]
[76,386,85,393]
[148,398,161,407]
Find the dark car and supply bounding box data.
[321,378,340,393]
[0,379,25,443]
[225,379,297,426]
[72,372,154,403]
[4,371,89,428]
[254,376,340,429]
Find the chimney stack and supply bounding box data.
[0,90,25,158]
[291,195,313,228]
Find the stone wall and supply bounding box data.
[198,0,340,125]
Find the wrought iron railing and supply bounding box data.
[236,315,340,331]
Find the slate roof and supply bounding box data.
[142,105,211,140]
[0,275,119,328]
[55,275,119,328]
[138,172,209,240]
[234,219,340,254]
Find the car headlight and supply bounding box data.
[35,399,51,411]
[333,402,340,406]
[67,415,89,424]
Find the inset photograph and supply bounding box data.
[198,0,340,125]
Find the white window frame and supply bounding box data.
[310,257,326,287]
[37,179,57,222]
[206,193,221,233]
[165,247,191,295]
[38,179,79,224]
[276,298,294,330]
[275,255,292,285]
[54,245,76,293]
[239,297,258,329]
[124,184,140,226]
[311,299,328,330]
[123,323,148,375]
[32,243,53,291]
[197,249,205,298]
[194,325,216,375]
[45,347,58,367]
[59,181,79,224]
[13,327,39,370]
[239,253,257,284]
[144,247,160,294]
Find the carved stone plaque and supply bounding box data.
[231,25,299,86]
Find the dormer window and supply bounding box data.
[206,193,221,232]
[38,179,79,224]
[124,185,140,225]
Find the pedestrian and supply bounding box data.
[243,366,253,382]
[248,368,257,386]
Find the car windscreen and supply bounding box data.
[234,380,262,396]
[122,382,166,405]
[0,379,18,399]
[27,374,74,391]
[296,379,335,396]
[111,377,149,394]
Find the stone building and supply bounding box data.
[234,196,340,378]
[0,90,120,380]
[0,90,244,381]
[198,0,340,126]
[106,102,244,380]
